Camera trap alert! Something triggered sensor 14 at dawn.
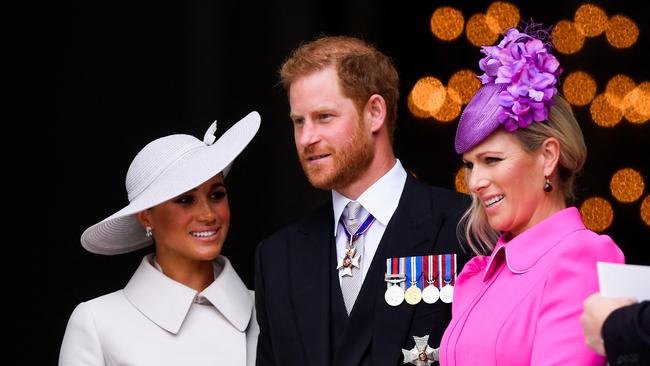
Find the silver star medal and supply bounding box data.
[402,335,438,365]
[337,247,361,277]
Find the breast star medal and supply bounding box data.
[401,335,438,365]
[337,247,361,277]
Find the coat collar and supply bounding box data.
[124,254,253,334]
[483,207,585,281]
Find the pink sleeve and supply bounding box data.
[530,233,625,366]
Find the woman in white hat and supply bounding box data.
[59,112,261,366]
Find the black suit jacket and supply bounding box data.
[255,175,470,366]
[603,301,650,366]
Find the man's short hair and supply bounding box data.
[280,36,400,141]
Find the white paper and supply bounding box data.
[597,262,650,301]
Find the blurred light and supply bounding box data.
[580,197,614,232]
[563,71,597,106]
[606,15,639,49]
[623,81,650,124]
[455,166,469,194]
[552,20,585,54]
[466,13,499,46]
[590,94,623,127]
[486,1,520,34]
[641,195,650,227]
[448,69,481,105]
[574,3,608,37]
[610,168,645,203]
[408,77,446,118]
[433,88,462,122]
[430,7,465,41]
[605,74,636,108]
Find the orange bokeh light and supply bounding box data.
[610,168,645,203]
[590,94,623,127]
[408,77,446,119]
[606,15,639,49]
[486,2,520,35]
[430,7,465,41]
[448,70,481,105]
[580,197,614,232]
[574,3,608,37]
[466,13,499,46]
[563,71,597,106]
[552,20,585,55]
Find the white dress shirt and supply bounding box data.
[59,254,258,366]
[332,159,407,284]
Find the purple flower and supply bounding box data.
[476,27,562,132]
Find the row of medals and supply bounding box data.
[384,274,454,306]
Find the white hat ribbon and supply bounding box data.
[203,120,218,145]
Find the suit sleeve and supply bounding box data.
[603,301,650,365]
[255,240,277,366]
[59,302,106,366]
[530,235,625,365]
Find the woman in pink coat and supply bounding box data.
[439,27,625,365]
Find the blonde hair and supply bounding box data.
[459,96,587,255]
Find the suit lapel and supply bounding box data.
[334,176,445,365]
[289,203,333,366]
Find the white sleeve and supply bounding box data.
[59,302,106,366]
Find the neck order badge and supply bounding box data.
[337,205,375,277]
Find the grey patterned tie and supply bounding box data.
[340,201,365,314]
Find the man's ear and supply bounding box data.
[364,94,387,133]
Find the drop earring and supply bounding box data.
[145,226,153,238]
[543,176,553,193]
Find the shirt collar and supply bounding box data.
[124,254,254,334]
[483,207,586,281]
[331,159,407,235]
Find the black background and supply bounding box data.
[21,0,649,363]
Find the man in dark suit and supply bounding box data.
[255,35,470,366]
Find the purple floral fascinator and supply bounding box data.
[455,27,563,154]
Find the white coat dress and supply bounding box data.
[59,254,258,365]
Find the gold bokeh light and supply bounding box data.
[448,69,481,105]
[466,13,499,46]
[610,168,645,203]
[430,7,465,41]
[641,195,650,227]
[455,166,469,194]
[580,197,614,232]
[590,94,623,127]
[605,74,636,108]
[408,77,446,119]
[623,81,650,124]
[433,88,462,123]
[574,3,608,37]
[486,1,520,35]
[563,71,597,106]
[552,20,585,55]
[606,15,639,49]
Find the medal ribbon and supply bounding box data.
[423,255,435,288]
[406,256,422,288]
[339,213,375,244]
[444,254,451,284]
[453,254,457,285]
[386,257,406,289]
[438,255,443,290]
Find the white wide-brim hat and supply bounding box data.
[81,111,261,255]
